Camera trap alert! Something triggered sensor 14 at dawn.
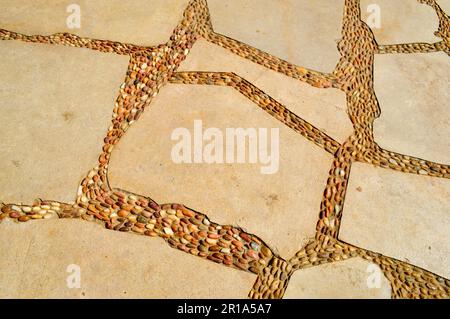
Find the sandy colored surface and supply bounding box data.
[0,0,449,299]
[373,52,450,165]
[0,219,255,298]
[208,0,343,73]
[340,163,450,278]
[0,41,127,204]
[109,84,331,259]
[284,258,392,299]
[0,0,189,46]
[360,0,441,44]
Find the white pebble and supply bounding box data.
[163,227,174,235]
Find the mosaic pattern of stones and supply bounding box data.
[0,0,449,299]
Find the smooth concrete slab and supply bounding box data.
[340,163,450,278]
[180,39,352,144]
[284,258,392,299]
[108,85,332,259]
[373,53,450,164]
[0,0,189,46]
[0,219,256,298]
[208,0,344,73]
[360,0,440,45]
[0,41,128,204]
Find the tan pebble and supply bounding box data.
[261,245,272,257]
[145,230,158,237]
[31,214,42,219]
[22,206,32,213]
[208,233,219,239]
[132,226,145,234]
[182,208,194,217]
[167,209,176,215]
[145,223,155,230]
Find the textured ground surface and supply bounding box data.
[0,0,449,299]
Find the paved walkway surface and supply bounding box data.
[0,0,449,298]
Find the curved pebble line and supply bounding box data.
[0,0,449,299]
[168,71,341,154]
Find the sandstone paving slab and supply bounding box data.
[180,39,352,144]
[0,41,128,204]
[339,163,450,278]
[208,0,344,73]
[0,219,256,298]
[0,0,189,46]
[284,258,392,299]
[360,0,441,45]
[108,84,333,259]
[373,52,450,165]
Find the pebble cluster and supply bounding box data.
[1,0,449,299]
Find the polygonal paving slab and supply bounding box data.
[373,53,450,164]
[0,219,255,298]
[108,84,332,259]
[0,0,189,46]
[360,0,440,44]
[340,163,450,278]
[208,0,343,73]
[0,41,127,203]
[284,258,392,299]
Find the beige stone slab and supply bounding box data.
[0,0,189,46]
[0,41,128,204]
[360,0,440,45]
[340,163,450,278]
[0,219,255,298]
[108,84,332,259]
[284,258,391,299]
[207,0,343,73]
[180,39,351,143]
[373,53,450,164]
